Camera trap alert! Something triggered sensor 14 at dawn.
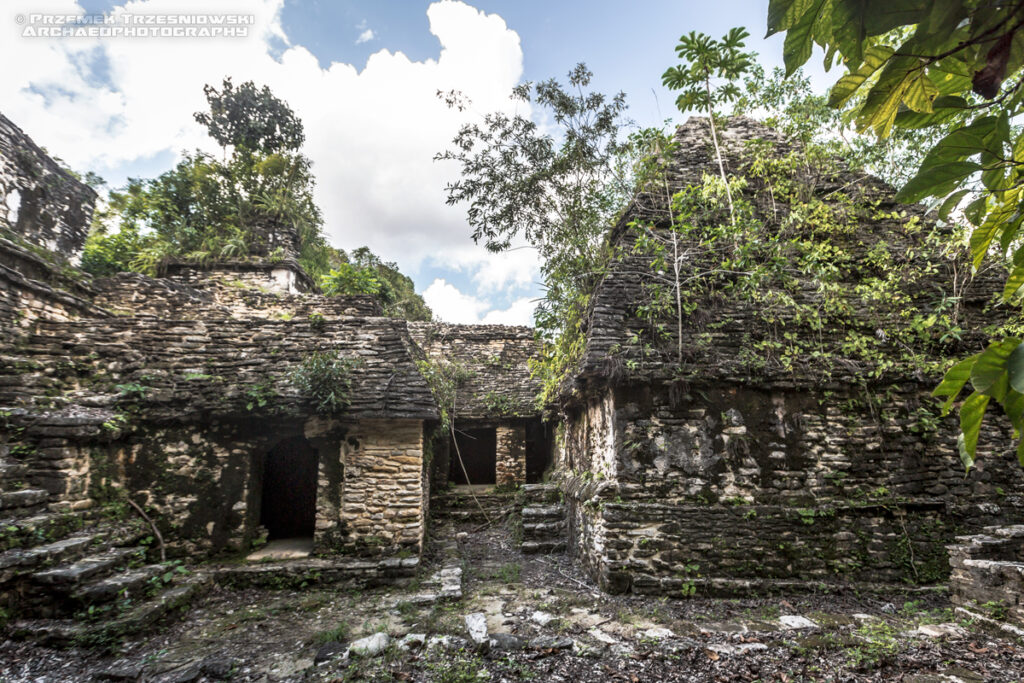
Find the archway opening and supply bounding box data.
[259,436,318,540]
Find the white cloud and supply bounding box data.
[0,0,533,321]
[423,278,535,326]
[355,29,374,45]
[423,278,488,323]
[482,297,536,325]
[436,242,540,294]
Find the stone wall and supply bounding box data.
[165,260,316,295]
[557,383,1024,593]
[94,271,381,320]
[57,416,428,559]
[496,424,526,488]
[0,238,105,328]
[0,112,97,259]
[408,322,541,420]
[949,525,1024,629]
[339,419,425,556]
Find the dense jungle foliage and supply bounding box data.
[80,78,430,321]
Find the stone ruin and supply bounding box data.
[0,111,548,642]
[546,118,1024,623]
[2,109,1024,644]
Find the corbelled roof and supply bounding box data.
[408,322,541,419]
[562,116,1008,405]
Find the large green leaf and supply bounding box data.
[828,45,894,108]
[1002,265,1024,301]
[937,189,970,221]
[782,0,829,74]
[896,161,981,203]
[767,0,814,34]
[1008,342,1024,394]
[894,96,969,129]
[1003,387,1024,426]
[970,338,1020,399]
[918,116,999,168]
[958,391,990,467]
[904,71,939,113]
[933,353,979,414]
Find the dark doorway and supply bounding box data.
[525,419,553,483]
[449,428,496,485]
[260,436,318,539]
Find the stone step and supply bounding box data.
[32,547,143,587]
[0,511,84,552]
[0,532,97,572]
[522,521,566,538]
[521,539,566,554]
[0,488,49,511]
[12,575,208,647]
[73,564,164,604]
[517,484,562,505]
[522,505,565,520]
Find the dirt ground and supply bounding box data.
[2,520,1023,682]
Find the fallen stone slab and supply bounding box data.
[640,627,674,640]
[529,635,574,650]
[489,632,526,651]
[397,633,426,651]
[427,635,470,651]
[779,615,818,630]
[530,610,556,626]
[465,612,489,650]
[915,623,968,639]
[348,633,390,658]
[91,662,143,681]
[707,642,769,657]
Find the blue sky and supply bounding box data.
[3,1,832,324]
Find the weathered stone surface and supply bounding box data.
[348,632,390,658]
[465,612,489,648]
[0,112,96,257]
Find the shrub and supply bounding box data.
[292,350,359,414]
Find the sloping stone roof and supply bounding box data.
[562,116,1008,404]
[408,322,541,419]
[2,315,438,423]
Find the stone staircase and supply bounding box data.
[948,524,1024,632]
[1,511,208,647]
[517,484,566,554]
[431,488,517,524]
[0,445,206,647]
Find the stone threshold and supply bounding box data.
[204,554,420,589]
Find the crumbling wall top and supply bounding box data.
[0,112,97,260]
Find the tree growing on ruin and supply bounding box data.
[194,77,305,155]
[84,79,331,279]
[438,64,635,404]
[662,27,754,228]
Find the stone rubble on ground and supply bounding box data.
[778,615,818,630]
[347,632,390,658]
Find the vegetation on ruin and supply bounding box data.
[416,358,474,431]
[321,246,433,321]
[78,79,431,320]
[291,350,360,414]
[438,64,634,408]
[82,77,332,279]
[767,0,1024,468]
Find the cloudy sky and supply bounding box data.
[1,0,828,325]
